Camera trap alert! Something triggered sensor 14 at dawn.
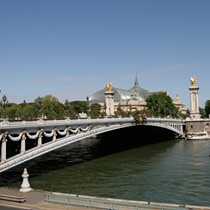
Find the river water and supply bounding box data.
[1,136,210,207]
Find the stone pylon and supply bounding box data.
[19,168,32,192]
[105,83,115,117]
[189,77,201,119]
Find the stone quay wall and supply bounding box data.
[185,118,210,133]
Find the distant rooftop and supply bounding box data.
[89,76,157,103]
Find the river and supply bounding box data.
[1,136,210,207]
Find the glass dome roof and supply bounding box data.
[89,76,156,103]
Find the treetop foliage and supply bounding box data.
[1,93,209,120]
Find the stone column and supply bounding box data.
[104,83,115,117]
[1,136,7,163]
[189,77,200,119]
[53,129,57,141]
[20,134,26,154]
[38,132,43,147]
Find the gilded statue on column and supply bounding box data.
[190,77,197,86]
[106,83,112,91]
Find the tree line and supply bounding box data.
[0,92,209,121]
[0,94,103,121]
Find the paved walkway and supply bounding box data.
[1,187,210,210]
[0,187,87,210]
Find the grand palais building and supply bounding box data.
[88,76,188,115]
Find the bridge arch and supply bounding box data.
[0,118,185,172]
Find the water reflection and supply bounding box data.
[1,137,210,207]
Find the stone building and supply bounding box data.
[173,94,188,115]
[88,76,187,115]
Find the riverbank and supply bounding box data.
[1,187,210,210]
[0,187,88,210]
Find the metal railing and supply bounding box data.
[44,192,189,210]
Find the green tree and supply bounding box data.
[114,107,126,118]
[90,103,101,119]
[70,101,87,115]
[5,103,19,120]
[205,100,210,118]
[17,103,37,120]
[146,91,178,118]
[63,99,75,119]
[199,107,206,118]
[35,95,65,120]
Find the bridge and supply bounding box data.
[0,117,185,173]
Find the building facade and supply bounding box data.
[88,76,187,116]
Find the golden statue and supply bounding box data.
[106,83,112,91]
[190,77,198,86]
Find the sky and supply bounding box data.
[0,0,209,108]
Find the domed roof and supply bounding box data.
[129,76,154,100]
[89,76,155,103]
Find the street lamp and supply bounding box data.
[2,95,7,119]
[37,97,42,119]
[86,96,90,118]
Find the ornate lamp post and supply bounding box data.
[2,95,7,119]
[86,96,90,118]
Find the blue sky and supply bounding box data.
[0,0,209,108]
